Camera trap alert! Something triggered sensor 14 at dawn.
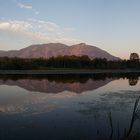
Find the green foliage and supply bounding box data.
[0,56,139,70]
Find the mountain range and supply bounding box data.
[0,43,120,60]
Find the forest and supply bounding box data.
[0,55,139,70]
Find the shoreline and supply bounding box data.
[0,69,140,74]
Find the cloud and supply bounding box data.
[17,2,39,15]
[27,18,75,36]
[0,20,81,50]
[18,3,32,9]
[0,20,32,31]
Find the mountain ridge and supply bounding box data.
[0,43,120,60]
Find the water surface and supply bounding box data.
[0,73,140,140]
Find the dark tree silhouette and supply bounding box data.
[0,56,139,70]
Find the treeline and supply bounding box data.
[0,55,139,70]
[0,73,139,84]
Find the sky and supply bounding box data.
[0,0,140,59]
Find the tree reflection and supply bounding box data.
[129,78,139,86]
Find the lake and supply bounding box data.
[0,73,140,140]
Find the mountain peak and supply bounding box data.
[71,43,87,47]
[78,43,87,46]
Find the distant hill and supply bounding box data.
[0,43,120,60]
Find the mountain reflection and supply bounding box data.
[0,78,112,94]
[0,73,139,94]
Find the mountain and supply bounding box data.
[0,43,120,60]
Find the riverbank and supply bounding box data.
[0,69,140,74]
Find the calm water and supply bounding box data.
[0,73,140,140]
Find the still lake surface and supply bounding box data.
[0,73,140,140]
